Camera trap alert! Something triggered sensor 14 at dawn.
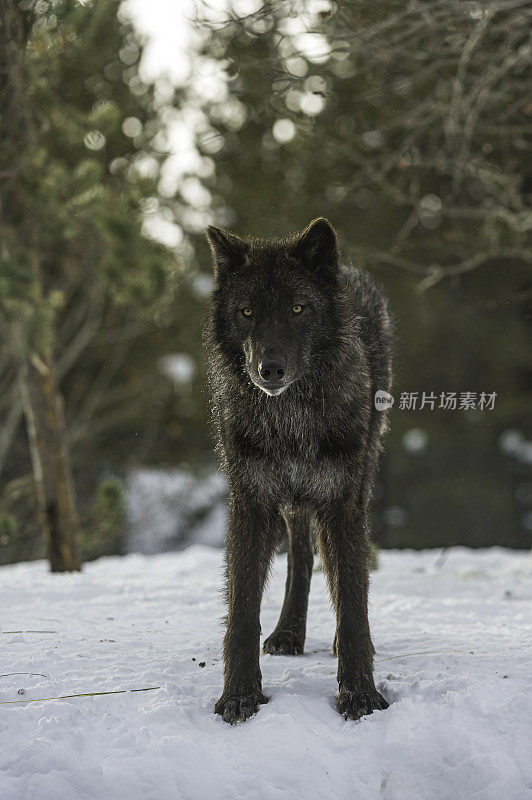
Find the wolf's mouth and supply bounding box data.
[249,377,289,397]
[261,386,287,397]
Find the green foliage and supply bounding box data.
[81,477,125,561]
[369,543,379,572]
[19,301,57,358]
[0,513,18,545]
[0,0,176,341]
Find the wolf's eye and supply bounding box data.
[242,307,253,317]
[292,304,303,314]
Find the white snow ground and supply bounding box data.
[1,547,530,800]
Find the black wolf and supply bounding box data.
[204,218,393,724]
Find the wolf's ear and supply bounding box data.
[206,225,247,280]
[293,218,338,280]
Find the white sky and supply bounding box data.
[122,0,197,86]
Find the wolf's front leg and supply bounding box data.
[317,500,388,721]
[215,494,278,724]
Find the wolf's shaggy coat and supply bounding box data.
[204,218,393,724]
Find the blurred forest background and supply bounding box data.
[0,0,530,569]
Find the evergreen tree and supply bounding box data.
[0,0,177,569]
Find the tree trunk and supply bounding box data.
[19,352,81,572]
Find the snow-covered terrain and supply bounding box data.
[1,547,530,800]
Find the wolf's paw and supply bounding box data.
[214,690,268,724]
[336,686,389,721]
[263,629,304,655]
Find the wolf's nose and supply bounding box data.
[259,358,286,382]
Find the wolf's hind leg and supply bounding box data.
[263,509,313,655]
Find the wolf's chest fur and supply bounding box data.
[226,383,367,504]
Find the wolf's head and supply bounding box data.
[206,218,341,396]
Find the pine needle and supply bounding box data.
[375,649,475,663]
[0,673,47,679]
[0,686,160,705]
[1,630,57,635]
